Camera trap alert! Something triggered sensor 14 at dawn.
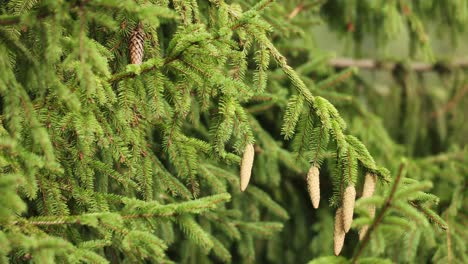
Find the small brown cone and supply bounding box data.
[334,207,346,256]
[359,173,377,240]
[306,165,320,208]
[240,143,255,192]
[342,185,356,233]
[129,23,145,65]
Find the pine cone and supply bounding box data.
[306,165,320,208]
[334,207,346,256]
[129,23,145,65]
[359,173,377,240]
[362,172,377,198]
[240,143,255,191]
[342,185,356,233]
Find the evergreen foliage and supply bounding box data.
[0,0,466,263]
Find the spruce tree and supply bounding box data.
[0,0,466,263]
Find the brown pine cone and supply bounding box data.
[129,23,145,65]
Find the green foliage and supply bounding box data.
[0,0,466,263]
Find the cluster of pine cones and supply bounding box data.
[307,166,377,255]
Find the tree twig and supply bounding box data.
[329,58,468,72]
[445,213,453,264]
[352,163,405,264]
[287,0,325,21]
[430,85,468,118]
[410,202,447,230]
[0,11,51,26]
[287,2,305,20]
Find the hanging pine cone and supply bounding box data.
[342,185,356,233]
[362,172,377,197]
[306,165,320,208]
[359,173,377,240]
[240,143,255,192]
[334,207,346,256]
[129,22,145,65]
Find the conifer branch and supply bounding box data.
[312,127,323,164]
[257,0,274,12]
[352,163,405,263]
[416,151,466,163]
[0,11,51,26]
[107,61,159,83]
[287,1,325,21]
[108,0,274,84]
[410,201,447,230]
[430,86,468,118]
[316,67,357,89]
[445,213,453,264]
[0,14,21,26]
[330,58,468,72]
[287,2,305,20]
[0,1,462,262]
[13,193,231,226]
